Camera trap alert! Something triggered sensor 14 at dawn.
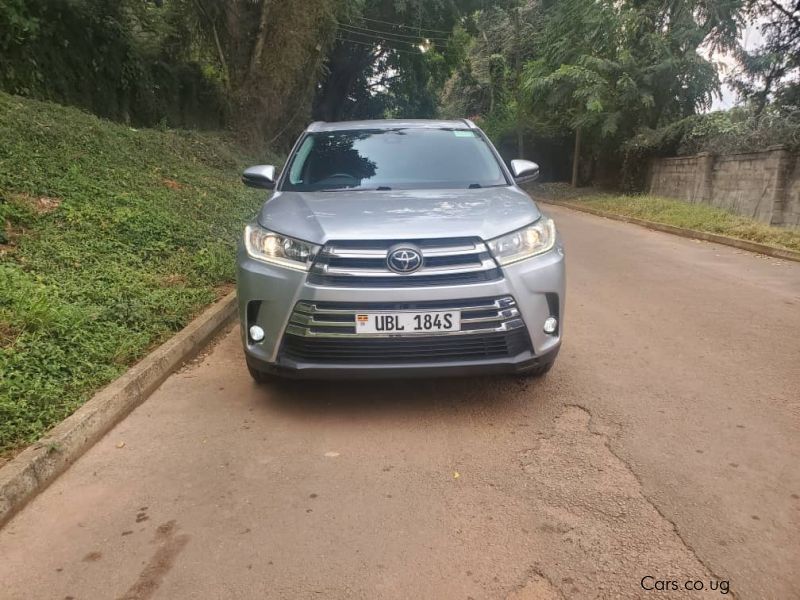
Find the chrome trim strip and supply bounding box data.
[461,308,520,323]
[323,243,482,259]
[322,248,391,259]
[294,297,515,315]
[286,319,525,338]
[420,245,482,257]
[320,257,495,277]
[289,315,355,328]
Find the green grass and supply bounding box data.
[0,93,276,455]
[531,184,800,253]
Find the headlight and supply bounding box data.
[244,224,320,271]
[488,218,556,265]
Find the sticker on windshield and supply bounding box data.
[453,130,476,137]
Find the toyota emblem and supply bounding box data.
[387,246,423,273]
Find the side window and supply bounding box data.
[289,136,315,185]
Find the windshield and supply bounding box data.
[282,128,509,192]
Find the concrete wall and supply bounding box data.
[646,146,800,227]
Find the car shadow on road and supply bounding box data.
[251,372,554,426]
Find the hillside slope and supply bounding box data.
[0,94,273,455]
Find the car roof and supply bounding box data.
[306,119,477,133]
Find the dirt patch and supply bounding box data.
[0,320,20,349]
[161,179,183,191]
[8,192,62,215]
[160,273,189,287]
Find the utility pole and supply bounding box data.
[513,6,524,159]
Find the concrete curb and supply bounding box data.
[539,199,800,263]
[0,291,238,528]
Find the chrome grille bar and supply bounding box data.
[319,257,497,277]
[285,296,525,338]
[323,244,480,258]
[294,297,515,315]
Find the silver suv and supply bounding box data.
[236,119,564,381]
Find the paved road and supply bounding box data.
[1,205,799,600]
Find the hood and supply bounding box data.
[257,187,541,244]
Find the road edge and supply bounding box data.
[538,198,800,263]
[0,290,238,528]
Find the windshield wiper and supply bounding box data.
[468,183,482,189]
[319,186,392,192]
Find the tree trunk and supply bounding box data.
[194,0,230,91]
[571,127,581,187]
[313,46,377,121]
[211,21,230,91]
[248,0,272,79]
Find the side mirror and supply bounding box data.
[242,165,277,189]
[510,159,540,183]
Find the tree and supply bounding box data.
[731,0,800,113]
[439,2,541,141]
[166,0,340,145]
[313,0,473,122]
[519,0,744,185]
[522,0,650,185]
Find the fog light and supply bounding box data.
[249,325,265,342]
[543,317,558,334]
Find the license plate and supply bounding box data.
[355,311,461,334]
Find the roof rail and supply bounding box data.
[307,121,326,132]
[460,118,478,129]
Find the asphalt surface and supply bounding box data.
[1,204,798,600]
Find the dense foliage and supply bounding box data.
[312,0,474,121]
[441,0,758,185]
[619,106,800,189]
[0,93,271,453]
[2,0,796,173]
[0,0,226,128]
[0,0,340,144]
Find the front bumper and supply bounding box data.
[236,244,565,379]
[245,343,560,379]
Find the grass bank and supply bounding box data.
[0,93,274,456]
[531,183,800,253]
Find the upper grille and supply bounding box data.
[307,237,502,287]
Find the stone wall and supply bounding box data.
[646,146,800,226]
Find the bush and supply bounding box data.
[620,107,800,191]
[0,0,225,129]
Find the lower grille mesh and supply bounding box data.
[280,329,532,364]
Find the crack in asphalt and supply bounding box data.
[566,402,739,600]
